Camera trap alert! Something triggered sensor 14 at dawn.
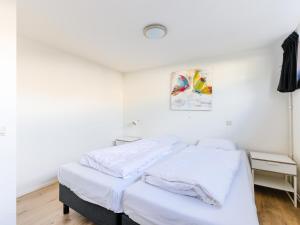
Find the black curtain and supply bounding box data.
[277,31,299,92]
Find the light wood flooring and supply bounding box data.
[17,182,300,225]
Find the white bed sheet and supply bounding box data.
[123,151,259,225]
[58,162,140,213]
[58,142,188,213]
[144,146,242,206]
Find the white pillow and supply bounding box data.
[196,138,236,151]
[149,135,180,146]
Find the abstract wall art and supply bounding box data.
[170,69,213,111]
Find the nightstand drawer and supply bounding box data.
[251,159,297,175]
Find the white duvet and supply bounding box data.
[143,146,241,206]
[80,137,183,178]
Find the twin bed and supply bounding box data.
[58,137,259,225]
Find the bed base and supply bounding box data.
[63,204,69,214]
[122,214,140,225]
[59,183,122,225]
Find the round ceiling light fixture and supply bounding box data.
[143,24,167,39]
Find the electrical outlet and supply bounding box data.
[226,121,232,126]
[0,126,7,136]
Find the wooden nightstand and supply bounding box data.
[250,151,298,207]
[114,136,142,146]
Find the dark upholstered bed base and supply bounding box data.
[122,214,140,225]
[59,183,122,225]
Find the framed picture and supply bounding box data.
[170,69,212,111]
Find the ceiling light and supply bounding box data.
[143,24,167,39]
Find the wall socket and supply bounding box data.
[0,126,7,136]
[226,120,232,126]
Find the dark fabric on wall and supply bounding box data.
[277,31,299,92]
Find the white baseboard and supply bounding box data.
[17,178,58,198]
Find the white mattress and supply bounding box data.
[58,142,188,213]
[123,151,259,225]
[58,162,140,213]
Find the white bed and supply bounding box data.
[123,151,259,225]
[58,162,139,213]
[58,142,187,213]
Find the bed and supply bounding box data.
[122,151,259,225]
[58,162,135,225]
[58,140,187,225]
[59,183,122,225]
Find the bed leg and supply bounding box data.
[63,204,69,214]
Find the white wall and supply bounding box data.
[293,24,300,194]
[17,37,123,196]
[294,90,300,194]
[124,47,289,153]
[0,0,16,224]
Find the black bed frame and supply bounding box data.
[121,214,139,225]
[59,183,122,225]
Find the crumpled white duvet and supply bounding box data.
[80,137,182,179]
[143,146,241,206]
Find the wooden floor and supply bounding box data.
[255,187,300,225]
[17,183,300,225]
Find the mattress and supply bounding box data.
[58,142,188,213]
[123,151,259,225]
[58,162,140,213]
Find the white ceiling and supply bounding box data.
[18,0,300,73]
